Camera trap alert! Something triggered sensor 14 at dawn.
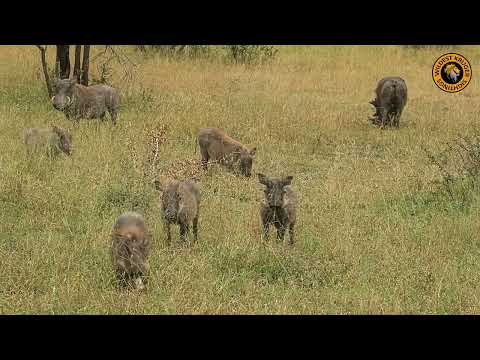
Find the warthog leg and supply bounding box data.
[288,223,295,245]
[200,148,209,170]
[393,109,402,128]
[192,216,199,242]
[379,108,387,130]
[180,223,189,243]
[276,224,286,242]
[110,109,117,125]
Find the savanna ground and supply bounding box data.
[1,45,480,314]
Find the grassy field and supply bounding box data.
[1,45,480,314]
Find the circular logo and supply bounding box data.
[432,53,472,93]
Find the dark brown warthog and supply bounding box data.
[24,126,73,157]
[111,212,151,290]
[197,128,256,177]
[369,76,407,128]
[258,173,298,245]
[51,78,120,125]
[155,179,200,244]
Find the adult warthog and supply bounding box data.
[155,179,201,245]
[51,78,120,125]
[197,127,256,177]
[369,76,407,129]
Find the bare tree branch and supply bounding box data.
[73,45,82,82]
[81,45,90,86]
[56,45,71,79]
[35,45,53,98]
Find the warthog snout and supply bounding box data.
[51,95,71,110]
[265,184,286,206]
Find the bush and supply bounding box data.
[135,45,278,64]
[135,45,213,59]
[423,131,480,205]
[225,45,278,65]
[402,45,457,51]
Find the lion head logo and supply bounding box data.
[444,63,461,83]
[433,53,472,93]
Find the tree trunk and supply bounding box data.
[73,45,82,82]
[56,45,71,79]
[81,45,90,86]
[35,45,53,98]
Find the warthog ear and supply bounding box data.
[153,179,163,192]
[250,147,257,156]
[282,176,293,186]
[257,173,270,186]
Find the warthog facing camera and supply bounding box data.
[111,212,151,290]
[155,179,200,244]
[258,173,298,245]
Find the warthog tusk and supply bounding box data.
[66,96,71,105]
[51,96,55,103]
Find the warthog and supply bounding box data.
[197,127,256,177]
[369,76,407,128]
[51,78,120,125]
[24,126,72,157]
[111,212,151,290]
[155,179,200,244]
[258,173,298,245]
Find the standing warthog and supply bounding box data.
[258,173,298,245]
[155,179,200,244]
[24,126,73,157]
[369,76,407,129]
[197,128,257,177]
[111,212,151,290]
[51,78,120,125]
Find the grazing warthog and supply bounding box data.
[258,173,298,245]
[197,128,256,177]
[51,78,120,125]
[155,179,200,244]
[111,212,151,290]
[24,126,72,157]
[369,76,407,129]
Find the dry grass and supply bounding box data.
[1,45,480,314]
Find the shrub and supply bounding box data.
[135,45,213,59]
[225,45,278,65]
[135,45,278,64]
[423,131,480,205]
